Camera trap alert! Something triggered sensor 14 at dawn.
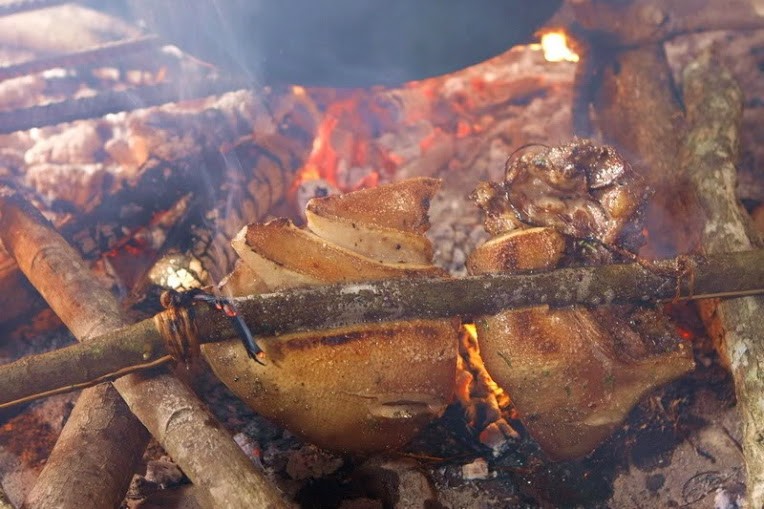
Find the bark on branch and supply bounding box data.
[0,188,150,508]
[0,188,290,509]
[552,0,764,47]
[679,50,764,508]
[1,248,763,411]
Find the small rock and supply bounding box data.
[144,457,185,488]
[286,445,344,480]
[233,432,262,466]
[461,457,491,481]
[354,457,443,509]
[714,488,742,509]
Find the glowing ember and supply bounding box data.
[290,93,382,207]
[539,31,580,63]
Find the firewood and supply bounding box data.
[0,187,291,509]
[566,0,764,46]
[591,44,705,258]
[0,87,317,326]
[0,188,148,509]
[0,243,761,417]
[0,76,255,134]
[679,50,764,509]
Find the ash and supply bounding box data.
[0,4,762,508]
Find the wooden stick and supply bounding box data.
[0,76,253,134]
[0,190,150,508]
[679,50,764,508]
[0,35,160,82]
[591,43,705,257]
[0,188,291,509]
[560,0,764,46]
[1,248,763,410]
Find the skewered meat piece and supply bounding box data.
[468,140,694,459]
[203,178,459,453]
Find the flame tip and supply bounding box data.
[540,31,580,63]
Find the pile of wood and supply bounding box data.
[0,1,763,508]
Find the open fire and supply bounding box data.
[538,31,580,63]
[0,2,763,509]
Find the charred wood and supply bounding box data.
[0,35,160,83]
[0,77,254,134]
[0,88,317,326]
[0,0,67,17]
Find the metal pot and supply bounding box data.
[125,0,562,87]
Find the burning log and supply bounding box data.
[0,87,318,326]
[0,35,161,83]
[0,187,290,508]
[0,76,255,134]
[679,50,764,508]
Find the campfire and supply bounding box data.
[0,1,763,508]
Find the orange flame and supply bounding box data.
[291,93,383,199]
[539,31,580,63]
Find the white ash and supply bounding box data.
[0,76,45,111]
[461,457,492,481]
[24,121,107,165]
[479,419,520,458]
[24,163,109,211]
[428,188,488,275]
[715,488,744,509]
[232,432,263,467]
